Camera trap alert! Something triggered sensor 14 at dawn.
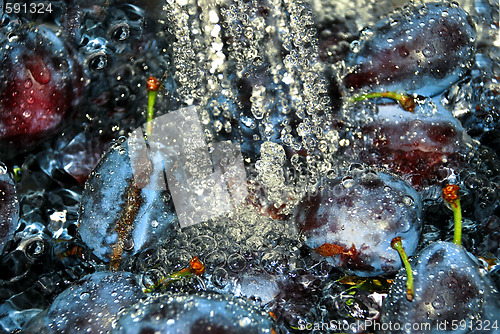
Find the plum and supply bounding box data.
[77,135,178,270]
[347,96,471,188]
[0,24,85,155]
[0,164,19,254]
[344,2,476,97]
[111,293,276,334]
[27,271,146,334]
[78,105,252,270]
[296,168,422,276]
[381,241,500,333]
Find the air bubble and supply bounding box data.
[228,253,246,272]
[111,24,131,42]
[88,53,108,71]
[432,295,445,309]
[80,292,90,301]
[422,45,436,58]
[403,195,414,206]
[350,40,361,53]
[342,176,355,188]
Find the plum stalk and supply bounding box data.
[391,237,414,301]
[146,76,161,136]
[442,184,462,246]
[350,91,416,112]
[143,256,205,293]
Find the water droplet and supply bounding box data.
[24,79,33,88]
[403,195,414,206]
[398,46,410,58]
[342,176,355,188]
[0,163,7,175]
[7,33,19,42]
[88,53,108,71]
[80,292,90,301]
[123,236,135,251]
[111,24,130,42]
[432,295,445,309]
[350,40,361,53]
[422,45,436,58]
[239,317,251,327]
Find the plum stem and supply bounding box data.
[143,256,205,293]
[442,184,462,246]
[12,165,22,182]
[350,91,416,112]
[391,237,414,301]
[146,76,161,137]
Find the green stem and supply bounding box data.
[442,185,462,247]
[391,237,414,302]
[143,269,193,293]
[146,90,157,137]
[350,91,416,112]
[452,199,462,246]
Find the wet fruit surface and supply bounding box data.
[0,24,85,155]
[296,169,422,276]
[112,293,275,333]
[343,2,477,97]
[78,137,178,270]
[33,271,146,334]
[345,96,471,188]
[381,242,500,333]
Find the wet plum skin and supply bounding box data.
[296,170,422,277]
[44,272,146,334]
[344,2,476,97]
[78,138,178,269]
[381,242,500,334]
[111,293,274,334]
[0,25,85,155]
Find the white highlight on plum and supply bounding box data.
[128,106,248,228]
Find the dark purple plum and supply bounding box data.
[78,136,178,270]
[296,168,422,276]
[0,164,19,254]
[0,24,85,155]
[27,271,146,334]
[344,2,476,97]
[111,293,275,334]
[346,97,471,188]
[48,271,146,333]
[381,241,500,333]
